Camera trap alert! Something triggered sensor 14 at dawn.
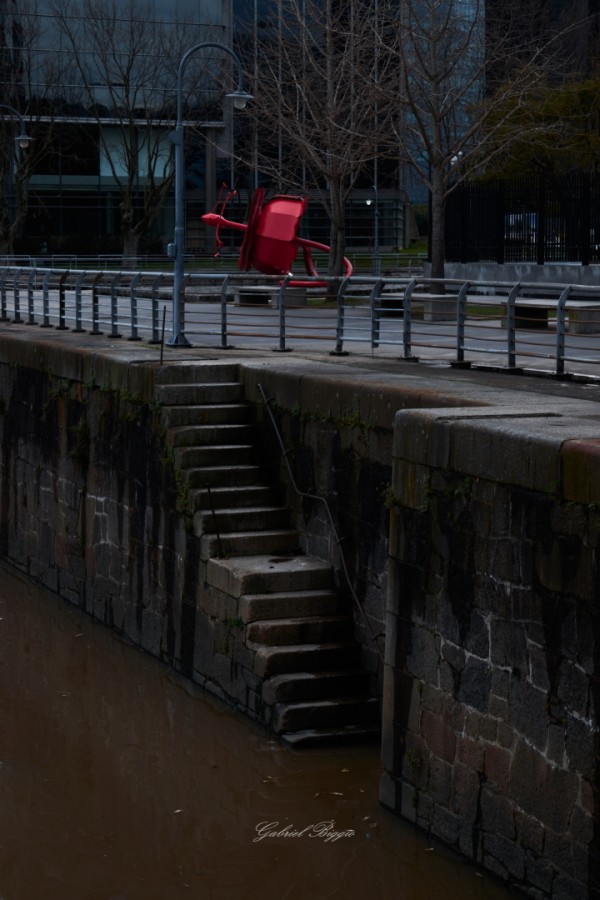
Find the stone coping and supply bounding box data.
[2,324,600,502]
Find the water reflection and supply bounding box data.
[0,564,519,900]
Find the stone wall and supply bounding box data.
[380,406,600,900]
[1,330,599,898]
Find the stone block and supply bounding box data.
[458,657,491,713]
[429,757,452,804]
[484,745,512,793]
[511,741,578,834]
[565,716,596,780]
[421,709,457,763]
[483,833,525,880]
[451,762,480,820]
[507,678,548,750]
[481,788,515,838]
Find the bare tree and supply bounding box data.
[374,0,581,278]
[239,0,395,275]
[0,1,67,254]
[50,0,224,261]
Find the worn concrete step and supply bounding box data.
[280,724,381,748]
[207,555,335,598]
[262,669,368,704]
[194,506,289,536]
[200,529,299,560]
[247,615,353,646]
[174,444,255,469]
[272,697,380,734]
[183,464,265,489]
[188,485,282,513]
[167,423,258,448]
[156,382,243,405]
[162,403,253,428]
[156,363,240,385]
[251,642,360,677]
[239,589,342,623]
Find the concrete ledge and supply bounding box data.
[393,406,600,494]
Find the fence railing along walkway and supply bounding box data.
[1,265,600,380]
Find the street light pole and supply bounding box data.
[0,103,33,251]
[168,42,252,346]
[0,103,33,151]
[373,182,380,277]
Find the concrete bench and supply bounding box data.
[409,292,458,322]
[230,284,313,308]
[488,296,600,334]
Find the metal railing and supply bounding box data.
[1,265,600,380]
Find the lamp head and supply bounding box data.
[15,132,32,150]
[226,90,253,111]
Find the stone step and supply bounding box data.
[262,669,368,704]
[156,382,243,405]
[183,464,265,489]
[174,444,255,469]
[200,529,299,560]
[272,697,380,734]
[162,403,253,428]
[251,641,360,677]
[280,724,381,748]
[194,506,289,536]
[188,485,282,513]
[247,615,353,646]
[239,589,342,623]
[207,555,334,598]
[167,423,258,448]
[156,363,240,384]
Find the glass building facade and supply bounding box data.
[0,0,232,255]
[0,0,413,255]
[231,0,409,253]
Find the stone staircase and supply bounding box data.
[155,361,380,746]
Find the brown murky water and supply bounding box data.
[0,563,521,900]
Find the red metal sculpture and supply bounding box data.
[202,187,353,284]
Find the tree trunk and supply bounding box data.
[429,166,446,282]
[327,183,348,276]
[122,229,139,268]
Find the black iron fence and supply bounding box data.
[2,266,600,379]
[446,174,600,266]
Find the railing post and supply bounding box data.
[128,272,142,341]
[27,268,36,324]
[40,270,52,327]
[13,268,23,323]
[506,282,520,369]
[149,274,164,343]
[455,281,470,364]
[220,275,231,349]
[0,269,8,321]
[403,279,416,359]
[273,274,292,353]
[370,279,383,350]
[555,285,572,377]
[110,272,122,338]
[331,276,349,356]
[57,271,69,330]
[91,273,103,335]
[73,270,87,332]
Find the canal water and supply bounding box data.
[0,563,521,900]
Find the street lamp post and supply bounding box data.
[0,104,33,151]
[366,183,380,277]
[0,103,33,250]
[168,42,252,346]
